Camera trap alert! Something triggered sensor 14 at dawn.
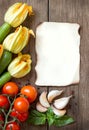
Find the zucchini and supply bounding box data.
[0,50,12,75]
[0,72,12,87]
[0,22,12,43]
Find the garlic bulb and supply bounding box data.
[36,90,72,116]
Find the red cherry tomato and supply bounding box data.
[20,85,37,103]
[14,97,29,113]
[10,108,29,122]
[6,122,20,130]
[0,95,9,109]
[2,82,19,96]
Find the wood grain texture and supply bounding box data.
[49,0,89,130]
[0,0,89,130]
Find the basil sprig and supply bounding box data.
[28,108,74,127]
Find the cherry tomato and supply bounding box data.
[20,85,37,103]
[2,82,19,96]
[0,95,9,109]
[6,122,20,130]
[14,97,29,113]
[10,108,29,122]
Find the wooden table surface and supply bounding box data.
[0,0,89,130]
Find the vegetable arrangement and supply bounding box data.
[0,53,32,87]
[0,82,37,130]
[28,90,74,127]
[0,2,74,130]
[0,3,34,87]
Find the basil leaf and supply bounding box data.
[28,116,46,125]
[30,110,45,117]
[28,110,46,125]
[46,107,55,126]
[28,109,74,127]
[53,115,74,127]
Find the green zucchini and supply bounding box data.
[0,50,12,75]
[0,22,12,43]
[0,72,12,87]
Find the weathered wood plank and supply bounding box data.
[0,0,48,130]
[49,0,89,130]
[0,0,89,130]
[78,0,89,129]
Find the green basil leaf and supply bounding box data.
[53,115,74,127]
[28,110,46,125]
[46,107,55,126]
[30,110,46,117]
[28,109,74,127]
[28,116,46,125]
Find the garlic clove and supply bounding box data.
[53,95,72,109]
[36,102,48,112]
[47,90,63,103]
[51,105,66,116]
[39,91,50,108]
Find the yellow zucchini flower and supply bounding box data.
[0,45,3,58]
[3,26,34,54]
[8,53,32,78]
[4,3,33,27]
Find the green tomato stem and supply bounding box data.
[0,125,3,129]
[0,22,12,43]
[1,108,6,116]
[0,72,12,87]
[3,96,16,130]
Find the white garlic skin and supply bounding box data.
[53,95,72,109]
[39,91,50,108]
[36,102,48,112]
[47,90,63,103]
[51,105,66,116]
